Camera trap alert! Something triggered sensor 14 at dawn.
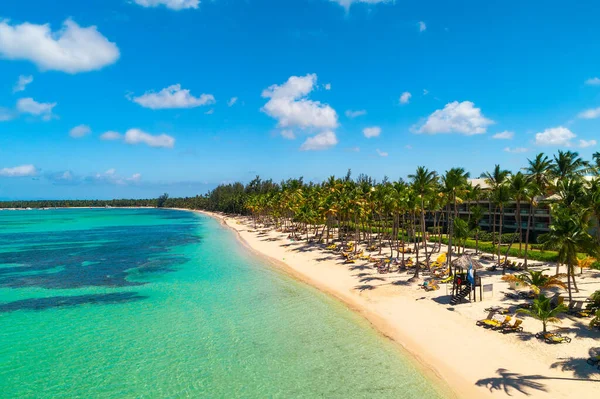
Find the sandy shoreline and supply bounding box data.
[189,209,599,399]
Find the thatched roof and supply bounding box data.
[452,254,484,270]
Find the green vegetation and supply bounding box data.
[516,294,568,333]
[2,150,599,291]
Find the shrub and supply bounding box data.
[470,231,521,243]
[441,237,559,262]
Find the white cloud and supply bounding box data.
[124,128,175,148]
[132,84,215,109]
[16,97,56,120]
[585,77,600,86]
[578,107,600,119]
[534,126,576,147]
[0,164,36,177]
[415,101,494,135]
[69,124,91,138]
[492,131,514,140]
[423,89,429,96]
[100,131,122,141]
[418,21,426,32]
[227,97,238,107]
[330,0,390,10]
[399,91,411,104]
[324,83,331,90]
[204,109,214,115]
[345,109,367,118]
[347,146,360,152]
[91,169,142,185]
[504,147,528,153]
[0,19,119,74]
[262,74,338,130]
[579,139,597,148]
[13,75,33,93]
[376,149,388,157]
[300,131,338,151]
[281,130,295,140]
[363,126,381,138]
[133,0,199,10]
[405,144,413,149]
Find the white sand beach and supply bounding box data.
[199,210,600,399]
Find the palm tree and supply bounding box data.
[441,168,469,274]
[586,178,600,244]
[509,172,533,255]
[524,153,552,267]
[453,217,470,255]
[550,150,589,181]
[483,165,510,265]
[516,294,568,333]
[538,208,599,302]
[408,167,438,279]
[490,184,512,273]
[502,270,567,294]
[470,205,485,254]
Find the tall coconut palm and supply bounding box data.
[408,166,438,279]
[538,208,599,302]
[441,168,469,274]
[516,294,568,333]
[509,172,534,255]
[550,150,589,181]
[483,165,510,255]
[586,177,600,244]
[470,205,485,254]
[524,153,552,266]
[491,184,511,274]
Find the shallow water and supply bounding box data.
[0,208,447,398]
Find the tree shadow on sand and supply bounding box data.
[550,347,600,379]
[476,368,599,396]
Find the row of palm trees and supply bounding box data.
[238,151,600,300]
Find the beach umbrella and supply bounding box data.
[452,254,484,270]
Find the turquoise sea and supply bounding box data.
[0,208,448,398]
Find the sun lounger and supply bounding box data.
[501,319,523,333]
[568,301,592,318]
[534,332,571,343]
[477,315,511,330]
[545,334,571,344]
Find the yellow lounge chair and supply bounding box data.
[477,316,511,330]
[501,319,523,333]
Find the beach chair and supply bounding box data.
[477,315,511,329]
[568,301,592,318]
[545,334,571,344]
[440,275,453,284]
[501,319,523,333]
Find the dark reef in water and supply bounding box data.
[0,292,148,313]
[0,210,201,290]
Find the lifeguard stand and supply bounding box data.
[450,266,482,305]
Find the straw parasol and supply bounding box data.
[452,254,484,270]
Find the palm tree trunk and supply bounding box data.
[516,200,522,254]
[567,262,573,303]
[524,201,533,269]
[499,206,505,273]
[421,198,430,271]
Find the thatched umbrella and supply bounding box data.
[452,254,484,270]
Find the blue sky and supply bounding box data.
[1,0,600,199]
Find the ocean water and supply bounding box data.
[0,208,448,398]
